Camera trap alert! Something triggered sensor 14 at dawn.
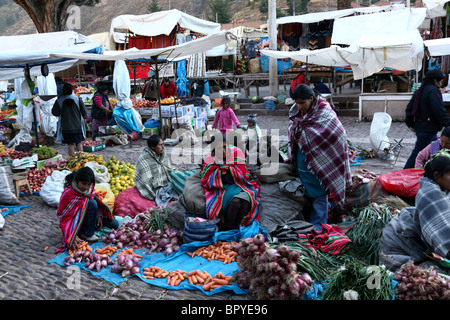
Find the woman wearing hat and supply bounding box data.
[287,84,352,230]
[91,84,113,141]
[404,69,450,169]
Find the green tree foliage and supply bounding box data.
[286,0,309,15]
[208,0,231,23]
[147,0,161,13]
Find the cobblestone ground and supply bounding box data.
[0,115,416,300]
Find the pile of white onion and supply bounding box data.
[231,233,314,300]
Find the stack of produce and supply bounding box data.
[105,156,135,195]
[160,96,180,104]
[74,86,93,94]
[321,260,393,300]
[14,142,35,153]
[393,261,450,300]
[0,109,16,121]
[31,145,57,160]
[21,167,55,193]
[102,208,182,255]
[231,234,314,300]
[0,142,14,157]
[346,203,394,265]
[43,157,67,170]
[7,150,33,159]
[63,152,106,171]
[110,249,142,277]
[81,140,103,147]
[350,168,378,190]
[132,98,158,108]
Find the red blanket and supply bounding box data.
[56,186,113,251]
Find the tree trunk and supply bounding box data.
[13,0,99,33]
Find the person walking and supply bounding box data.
[52,83,87,156]
[404,69,450,169]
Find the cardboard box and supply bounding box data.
[36,154,62,169]
[171,105,187,118]
[183,105,195,116]
[194,116,207,129]
[194,106,208,118]
[142,127,160,139]
[161,105,172,117]
[12,154,38,168]
[83,142,106,152]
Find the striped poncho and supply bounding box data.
[56,186,113,251]
[287,96,352,208]
[201,146,260,227]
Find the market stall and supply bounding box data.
[51,30,236,139]
[0,31,103,149]
[263,7,428,120]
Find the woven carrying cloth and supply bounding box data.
[287,96,352,208]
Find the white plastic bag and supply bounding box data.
[85,161,110,184]
[0,213,4,229]
[40,169,72,207]
[369,112,392,155]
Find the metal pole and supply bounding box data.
[268,0,279,97]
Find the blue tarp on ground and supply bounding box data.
[0,205,30,217]
[48,221,267,294]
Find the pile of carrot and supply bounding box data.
[186,241,239,264]
[69,241,93,255]
[167,270,188,287]
[201,272,233,292]
[95,245,118,256]
[142,267,232,290]
[142,266,170,279]
[187,269,211,285]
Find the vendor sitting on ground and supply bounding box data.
[415,126,450,168]
[201,134,261,230]
[56,167,118,251]
[134,135,178,206]
[379,155,450,272]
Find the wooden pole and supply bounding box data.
[268,0,279,97]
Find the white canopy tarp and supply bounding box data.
[424,37,450,56]
[422,0,450,18]
[0,31,102,80]
[262,8,426,80]
[276,4,405,25]
[111,9,221,44]
[51,30,236,63]
[87,32,115,50]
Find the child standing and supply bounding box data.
[56,167,119,252]
[212,97,241,134]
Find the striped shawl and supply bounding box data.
[57,186,113,251]
[287,96,352,208]
[201,146,260,227]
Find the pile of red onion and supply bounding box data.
[110,254,141,277]
[393,261,450,300]
[63,251,114,272]
[231,233,314,300]
[101,212,183,256]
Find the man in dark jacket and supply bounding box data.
[52,83,87,156]
[404,69,450,169]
